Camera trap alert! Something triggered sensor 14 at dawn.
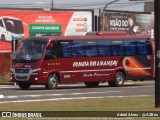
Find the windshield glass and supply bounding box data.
[3,18,24,34]
[13,39,47,62]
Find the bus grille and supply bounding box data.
[15,69,30,73]
[14,68,30,81]
[16,76,28,80]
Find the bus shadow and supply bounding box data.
[9,82,151,91]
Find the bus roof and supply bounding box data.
[86,31,128,36]
[27,33,150,42]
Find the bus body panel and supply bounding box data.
[41,57,121,83]
[10,33,154,88]
[122,56,152,80]
[11,60,48,84]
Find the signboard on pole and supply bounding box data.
[101,10,154,38]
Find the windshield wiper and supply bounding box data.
[13,56,25,60]
[31,58,41,60]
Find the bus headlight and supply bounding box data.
[32,68,41,73]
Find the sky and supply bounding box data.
[0,0,147,15]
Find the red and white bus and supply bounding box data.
[10,32,154,89]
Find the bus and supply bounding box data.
[10,31,154,89]
[0,16,24,41]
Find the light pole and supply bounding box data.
[154,0,160,108]
[102,0,119,31]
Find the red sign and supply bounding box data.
[0,9,93,52]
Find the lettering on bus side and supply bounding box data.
[73,60,118,67]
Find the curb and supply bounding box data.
[0,82,16,85]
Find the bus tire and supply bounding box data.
[114,72,125,87]
[45,74,58,89]
[108,81,115,87]
[1,35,5,41]
[18,83,31,90]
[108,72,125,87]
[84,82,100,88]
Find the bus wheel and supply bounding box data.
[108,81,115,87]
[84,82,100,88]
[114,72,125,87]
[1,35,5,41]
[18,83,31,90]
[45,74,58,89]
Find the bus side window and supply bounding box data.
[72,40,85,57]
[137,40,150,55]
[85,40,98,57]
[0,19,4,27]
[112,41,125,56]
[118,45,125,55]
[45,43,56,60]
[52,41,62,58]
[45,50,54,59]
[125,41,136,56]
[112,45,118,56]
[61,41,72,58]
[98,40,111,56]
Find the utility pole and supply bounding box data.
[154,0,160,108]
[102,0,119,31]
[51,0,54,9]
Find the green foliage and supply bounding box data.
[0,74,10,82]
[0,96,159,111]
[0,96,159,120]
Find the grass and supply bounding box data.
[0,96,160,120]
[1,96,160,111]
[0,74,10,82]
[0,97,160,111]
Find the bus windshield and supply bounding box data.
[3,18,24,34]
[13,40,47,62]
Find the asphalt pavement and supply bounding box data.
[0,80,154,103]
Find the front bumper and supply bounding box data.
[10,68,47,84]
